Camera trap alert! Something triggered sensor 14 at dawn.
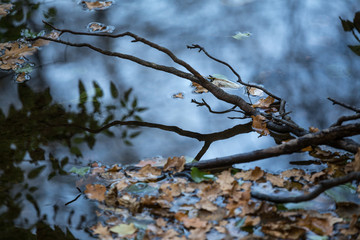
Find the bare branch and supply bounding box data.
[331,113,360,127]
[328,97,360,113]
[187,44,282,101]
[191,98,244,114]
[185,123,360,169]
[251,171,360,203]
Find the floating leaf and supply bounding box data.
[252,96,275,109]
[163,156,186,173]
[251,115,270,136]
[210,74,241,89]
[87,22,115,33]
[190,167,216,183]
[232,31,251,40]
[246,86,264,96]
[82,1,113,11]
[84,184,106,201]
[109,223,137,237]
[69,166,90,176]
[172,92,184,99]
[192,82,208,93]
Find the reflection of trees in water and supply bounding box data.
[0,81,146,239]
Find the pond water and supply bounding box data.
[1,0,359,239]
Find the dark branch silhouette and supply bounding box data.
[251,171,360,203]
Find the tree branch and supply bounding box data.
[251,171,360,203]
[185,123,360,169]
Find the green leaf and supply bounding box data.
[190,167,216,183]
[232,31,251,40]
[28,166,46,179]
[110,81,119,98]
[69,166,90,176]
[348,45,360,56]
[109,223,137,237]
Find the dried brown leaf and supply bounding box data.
[252,96,275,109]
[251,115,270,136]
[234,167,264,181]
[216,170,235,193]
[126,164,162,181]
[192,82,208,93]
[0,4,13,17]
[84,184,106,201]
[82,1,113,10]
[91,222,112,239]
[172,92,184,99]
[163,156,186,173]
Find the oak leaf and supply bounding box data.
[251,115,270,136]
[84,184,106,201]
[252,96,275,109]
[163,156,186,173]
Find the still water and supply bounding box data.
[0,0,359,238]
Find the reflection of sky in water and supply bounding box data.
[1,1,360,238]
[2,0,360,170]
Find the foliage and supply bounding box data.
[79,154,360,239]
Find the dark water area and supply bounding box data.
[0,0,359,239]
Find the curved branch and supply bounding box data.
[251,171,360,203]
[185,123,360,169]
[195,141,212,160]
[45,120,253,143]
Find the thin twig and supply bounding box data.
[191,99,244,114]
[331,114,360,127]
[187,44,282,101]
[251,171,360,203]
[328,97,360,113]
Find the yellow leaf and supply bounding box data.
[109,223,137,237]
